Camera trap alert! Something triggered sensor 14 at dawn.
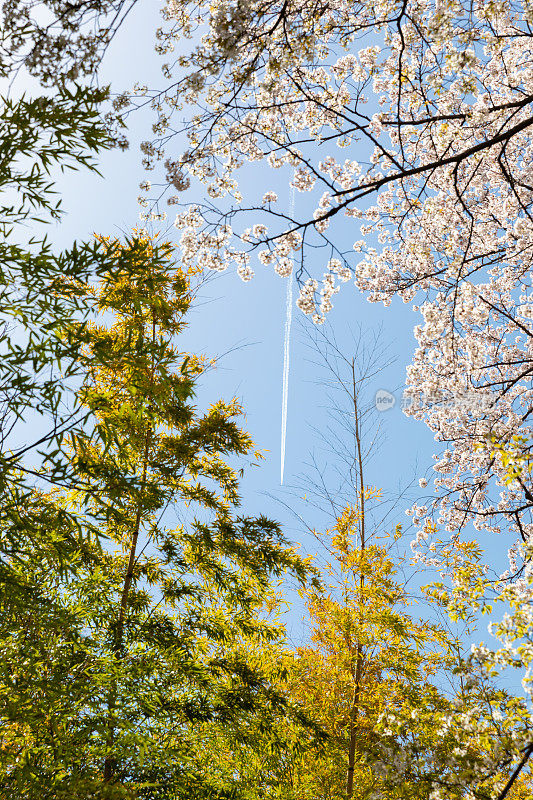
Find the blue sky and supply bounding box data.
[40,0,497,644]
[51,0,435,499]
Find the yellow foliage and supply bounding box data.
[281,501,455,800]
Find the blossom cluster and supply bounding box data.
[143,0,533,579]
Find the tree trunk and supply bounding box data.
[346,645,363,797]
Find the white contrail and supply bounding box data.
[280,269,293,484]
[280,183,295,485]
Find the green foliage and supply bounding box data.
[1,87,111,226]
[0,86,112,456]
[0,82,124,641]
[0,235,310,798]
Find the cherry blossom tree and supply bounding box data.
[129,0,533,560]
[1,0,137,84]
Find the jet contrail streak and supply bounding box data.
[280,183,295,485]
